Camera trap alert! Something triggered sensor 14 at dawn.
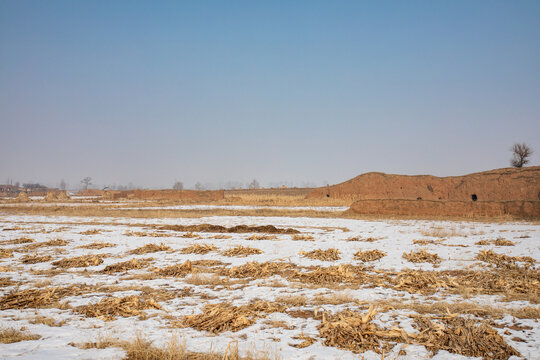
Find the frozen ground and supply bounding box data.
[0,211,538,359]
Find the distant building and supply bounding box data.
[0,184,22,197]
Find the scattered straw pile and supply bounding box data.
[391,270,457,295]
[353,249,386,262]
[476,249,534,268]
[102,258,151,273]
[413,316,520,360]
[129,243,171,255]
[0,328,41,343]
[221,261,293,279]
[492,238,515,246]
[347,236,378,242]
[53,255,104,268]
[475,240,491,246]
[20,254,53,264]
[221,245,263,257]
[76,295,162,321]
[79,242,115,249]
[403,249,441,264]
[300,248,341,261]
[158,224,299,234]
[0,285,93,310]
[292,265,360,284]
[0,248,13,258]
[0,237,34,245]
[23,239,69,250]
[80,229,100,235]
[154,260,194,277]
[16,192,30,202]
[247,234,277,240]
[318,306,520,359]
[57,191,70,200]
[182,301,286,334]
[45,192,57,201]
[318,306,409,354]
[291,234,314,241]
[181,243,216,254]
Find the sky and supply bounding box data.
[1,1,539,189]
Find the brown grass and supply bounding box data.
[75,334,278,360]
[129,243,172,254]
[353,249,386,262]
[182,301,286,334]
[0,328,41,343]
[53,254,104,268]
[185,273,231,287]
[76,295,162,321]
[28,315,66,327]
[402,249,441,264]
[221,245,263,257]
[180,243,216,254]
[312,292,357,305]
[20,254,53,264]
[275,295,307,307]
[102,258,152,273]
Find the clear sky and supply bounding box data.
[1,1,539,189]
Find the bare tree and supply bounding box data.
[60,179,67,190]
[194,182,204,190]
[249,179,260,189]
[81,177,92,190]
[173,181,183,190]
[510,143,533,168]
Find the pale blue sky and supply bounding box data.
[1,1,539,189]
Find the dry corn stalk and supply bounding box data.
[182,301,286,334]
[102,258,151,273]
[300,248,341,261]
[20,254,53,264]
[354,249,386,262]
[129,243,171,255]
[221,245,263,257]
[76,295,162,321]
[181,243,216,254]
[221,261,292,278]
[53,255,104,268]
[154,260,194,277]
[403,249,440,264]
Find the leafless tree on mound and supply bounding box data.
[510,143,533,168]
[173,181,183,190]
[81,177,92,190]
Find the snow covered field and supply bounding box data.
[0,212,538,359]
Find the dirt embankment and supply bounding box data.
[308,167,540,218]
